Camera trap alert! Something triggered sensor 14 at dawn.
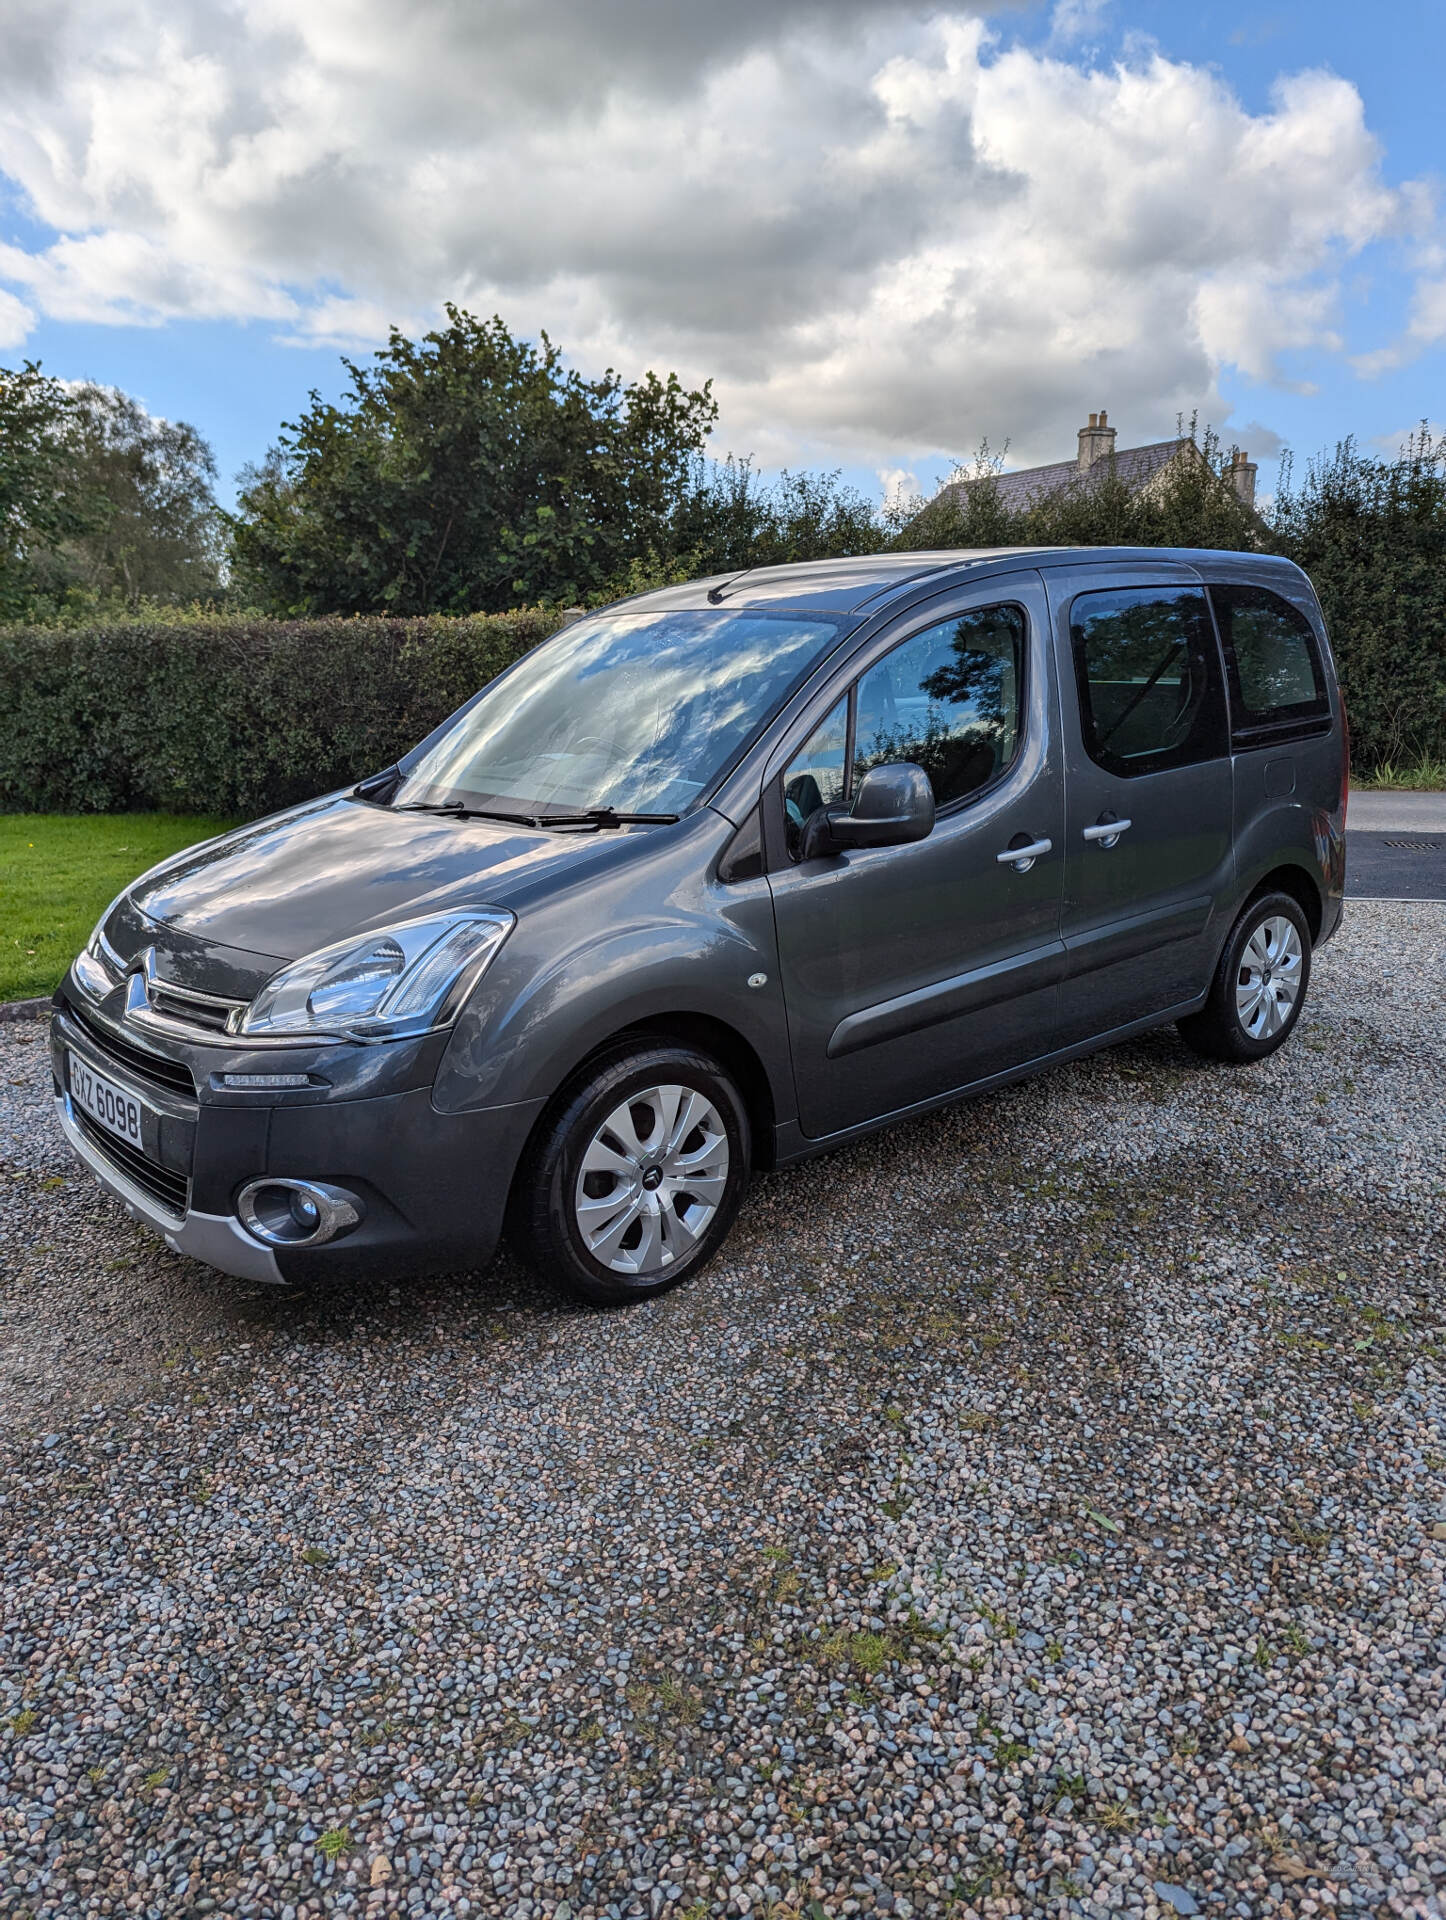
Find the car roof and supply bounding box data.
[614,546,1304,617]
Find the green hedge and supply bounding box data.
[0,610,563,816]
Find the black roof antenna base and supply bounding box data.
[707,571,750,605]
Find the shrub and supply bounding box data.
[1273,429,1446,769]
[0,608,562,816]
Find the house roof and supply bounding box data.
[935,437,1192,513]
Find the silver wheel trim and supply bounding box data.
[573,1083,730,1276]
[1235,915,1304,1040]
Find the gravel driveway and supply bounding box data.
[1,901,1442,1920]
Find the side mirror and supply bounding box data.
[799,762,936,860]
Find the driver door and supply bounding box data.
[765,576,1066,1139]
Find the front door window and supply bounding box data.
[781,604,1028,861]
[853,604,1025,806]
[782,697,848,859]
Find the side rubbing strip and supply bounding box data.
[1063,895,1213,978]
[826,941,1067,1058]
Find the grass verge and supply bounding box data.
[0,814,237,1004]
[1353,755,1446,792]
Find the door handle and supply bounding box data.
[1082,818,1132,848]
[996,837,1052,873]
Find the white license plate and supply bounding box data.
[68,1050,150,1151]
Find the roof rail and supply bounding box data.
[848,556,982,613]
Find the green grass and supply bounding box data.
[1354,754,1446,791]
[0,814,237,1004]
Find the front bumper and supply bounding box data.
[55,1089,284,1283]
[50,995,545,1286]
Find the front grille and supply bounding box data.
[150,987,235,1033]
[66,1005,196,1098]
[73,1109,189,1218]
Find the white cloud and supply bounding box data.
[1049,0,1111,47]
[1351,240,1446,378]
[876,465,921,503]
[1369,420,1445,454]
[0,1,1430,478]
[0,287,34,349]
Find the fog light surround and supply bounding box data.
[236,1178,363,1248]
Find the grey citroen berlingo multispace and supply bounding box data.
[53,547,1347,1302]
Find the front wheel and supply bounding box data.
[1177,891,1312,1063]
[517,1043,751,1305]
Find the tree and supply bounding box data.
[611,456,885,595]
[230,308,719,615]
[0,365,223,617]
[59,384,224,607]
[0,363,99,619]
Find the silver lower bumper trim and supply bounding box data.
[53,1094,284,1285]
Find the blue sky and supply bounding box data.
[1,0,1441,509]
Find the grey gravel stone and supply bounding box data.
[0,900,1442,1919]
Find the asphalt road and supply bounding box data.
[1346,792,1446,901]
[1346,831,1446,900]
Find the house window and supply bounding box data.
[1070,586,1227,776]
[1209,583,1330,739]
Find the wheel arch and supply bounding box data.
[505,1011,781,1238]
[1242,861,1323,942]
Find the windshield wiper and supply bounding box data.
[393,801,549,828]
[536,808,681,829]
[393,801,679,830]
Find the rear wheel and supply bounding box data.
[518,1043,751,1304]
[1177,891,1312,1063]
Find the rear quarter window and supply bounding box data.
[1209,583,1330,740]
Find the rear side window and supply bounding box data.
[1209,583,1330,739]
[1070,586,1227,777]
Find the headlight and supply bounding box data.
[238,909,515,1041]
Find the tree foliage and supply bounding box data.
[59,383,224,607]
[609,456,886,597]
[884,421,1446,769]
[1271,427,1446,767]
[7,319,1444,778]
[0,363,222,618]
[230,308,720,615]
[0,363,100,619]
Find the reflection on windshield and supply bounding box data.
[394,609,843,817]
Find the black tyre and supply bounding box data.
[517,1043,751,1305]
[1177,890,1312,1064]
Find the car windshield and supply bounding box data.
[392,608,844,818]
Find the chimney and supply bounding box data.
[1228,449,1257,508]
[1078,408,1117,471]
